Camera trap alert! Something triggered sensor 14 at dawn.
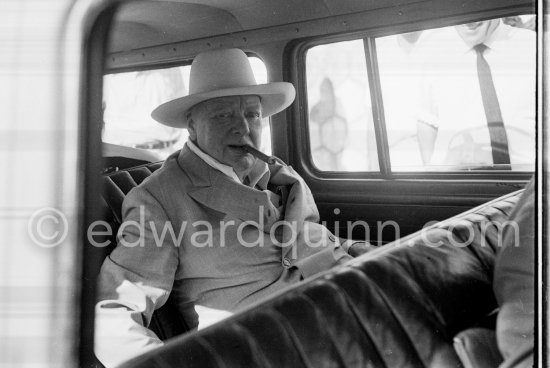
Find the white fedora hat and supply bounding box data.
[151,48,296,128]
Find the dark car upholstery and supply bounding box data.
[100,161,522,367]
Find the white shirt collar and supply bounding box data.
[186,140,242,183]
[460,23,507,55]
[186,140,270,187]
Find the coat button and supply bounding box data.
[282,258,291,268]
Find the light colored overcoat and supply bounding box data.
[95,145,350,367]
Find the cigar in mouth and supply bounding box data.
[242,145,277,165]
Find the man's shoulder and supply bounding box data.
[152,152,189,180]
[126,150,197,205]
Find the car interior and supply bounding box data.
[79,0,539,367]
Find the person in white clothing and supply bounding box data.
[416,19,535,170]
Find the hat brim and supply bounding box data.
[151,82,296,128]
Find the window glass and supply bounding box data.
[306,40,378,171]
[377,15,536,171]
[102,57,270,159]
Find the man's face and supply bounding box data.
[188,95,262,179]
[455,19,500,47]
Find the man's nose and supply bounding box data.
[232,113,250,136]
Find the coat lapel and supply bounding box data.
[268,165,320,259]
[177,146,281,228]
[176,145,320,252]
[189,172,281,227]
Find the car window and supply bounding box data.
[102,56,270,159]
[304,15,536,173]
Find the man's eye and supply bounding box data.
[246,112,261,119]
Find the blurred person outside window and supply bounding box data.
[309,78,348,170]
[306,40,376,171]
[376,30,425,170]
[103,67,187,157]
[415,18,535,170]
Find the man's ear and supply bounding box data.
[186,111,197,140]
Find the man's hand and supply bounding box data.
[347,240,374,257]
[417,121,438,165]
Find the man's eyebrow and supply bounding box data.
[205,102,235,111]
[244,101,262,109]
[245,105,261,110]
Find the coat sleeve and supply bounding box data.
[94,186,181,367]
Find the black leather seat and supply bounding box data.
[102,174,521,368]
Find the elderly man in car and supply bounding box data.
[95,48,370,367]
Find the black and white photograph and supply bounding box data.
[1,0,546,367]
